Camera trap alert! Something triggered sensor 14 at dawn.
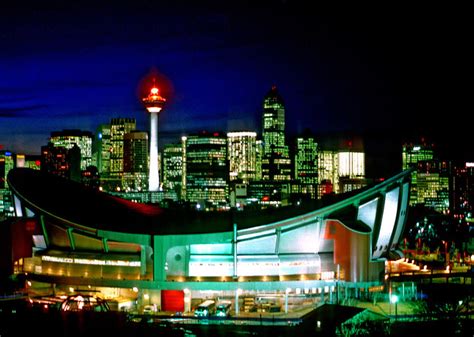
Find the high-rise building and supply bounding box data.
[318,150,338,197]
[450,162,474,240]
[262,86,288,157]
[109,118,136,191]
[0,150,15,217]
[123,131,148,192]
[294,135,318,199]
[49,129,93,170]
[255,140,263,181]
[415,160,450,213]
[162,142,183,200]
[183,131,228,208]
[402,139,435,205]
[227,131,258,183]
[261,86,291,181]
[142,85,166,192]
[94,124,111,175]
[450,162,474,221]
[41,142,81,182]
[22,154,41,170]
[0,150,14,189]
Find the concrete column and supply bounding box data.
[153,236,167,282]
[140,245,147,276]
[235,288,242,315]
[233,223,237,279]
[149,112,159,191]
[285,288,290,313]
[184,288,191,313]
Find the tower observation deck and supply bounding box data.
[142,85,166,192]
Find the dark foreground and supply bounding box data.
[1,305,472,337]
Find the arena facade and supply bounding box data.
[7,168,411,313]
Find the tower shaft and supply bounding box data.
[149,112,159,191]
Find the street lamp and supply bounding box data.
[443,240,449,266]
[390,294,399,320]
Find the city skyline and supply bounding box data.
[0,3,470,165]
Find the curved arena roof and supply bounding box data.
[8,168,334,235]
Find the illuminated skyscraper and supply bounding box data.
[0,150,14,217]
[162,142,183,200]
[318,150,338,197]
[142,84,166,192]
[227,131,257,183]
[262,86,288,157]
[94,124,111,175]
[261,86,291,182]
[294,135,318,199]
[452,162,474,225]
[109,118,136,191]
[183,131,228,208]
[49,129,93,170]
[402,139,434,205]
[0,151,14,189]
[123,131,148,192]
[41,142,81,182]
[318,144,366,196]
[415,160,450,212]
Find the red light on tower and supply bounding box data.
[142,85,166,113]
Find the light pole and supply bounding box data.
[390,294,399,320]
[442,240,448,266]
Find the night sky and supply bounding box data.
[0,2,470,177]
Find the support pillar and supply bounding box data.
[235,289,242,315]
[285,288,290,313]
[184,288,191,313]
[233,223,237,279]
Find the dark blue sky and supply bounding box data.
[0,2,470,169]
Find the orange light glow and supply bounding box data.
[151,87,159,94]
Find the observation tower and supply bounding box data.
[142,82,166,192]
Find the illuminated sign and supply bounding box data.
[466,162,474,168]
[41,255,140,267]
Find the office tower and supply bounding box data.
[318,150,339,197]
[294,135,318,199]
[255,140,263,181]
[109,118,136,191]
[183,131,228,209]
[41,142,81,182]
[162,142,183,200]
[0,150,15,217]
[262,85,288,157]
[452,162,474,233]
[123,131,148,192]
[227,131,257,183]
[142,84,166,192]
[23,155,41,170]
[49,129,93,170]
[402,139,435,205]
[415,160,450,213]
[0,150,14,189]
[94,124,111,175]
[338,151,366,193]
[261,86,291,181]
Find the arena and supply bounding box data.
[7,168,411,314]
